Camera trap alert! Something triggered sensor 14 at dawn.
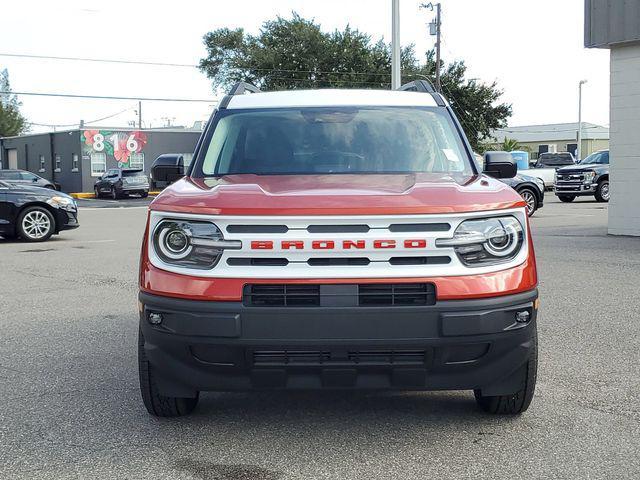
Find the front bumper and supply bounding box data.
[54,209,79,232]
[554,182,597,196]
[139,289,538,397]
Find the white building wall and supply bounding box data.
[609,43,640,236]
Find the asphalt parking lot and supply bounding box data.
[1,194,639,479]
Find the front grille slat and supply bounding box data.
[244,283,436,307]
[253,349,426,366]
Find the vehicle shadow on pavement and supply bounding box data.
[188,390,516,427]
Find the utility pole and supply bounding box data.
[391,0,401,90]
[434,3,442,93]
[138,100,142,129]
[577,79,587,161]
[422,2,442,92]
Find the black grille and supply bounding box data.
[243,284,320,307]
[388,256,450,265]
[358,283,436,306]
[307,257,370,266]
[253,349,426,366]
[243,283,436,307]
[227,258,289,266]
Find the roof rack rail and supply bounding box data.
[219,82,261,109]
[228,82,261,95]
[398,80,435,93]
[398,79,445,106]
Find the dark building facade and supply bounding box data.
[0,128,201,193]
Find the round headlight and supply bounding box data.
[157,225,192,260]
[484,222,519,257]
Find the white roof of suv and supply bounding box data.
[226,88,439,109]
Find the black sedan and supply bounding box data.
[94,168,150,199]
[0,180,79,242]
[500,173,545,216]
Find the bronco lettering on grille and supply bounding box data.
[250,239,428,250]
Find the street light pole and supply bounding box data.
[391,0,401,90]
[577,79,587,161]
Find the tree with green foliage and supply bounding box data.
[0,69,28,137]
[199,13,511,151]
[500,137,521,151]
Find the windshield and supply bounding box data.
[538,153,574,166]
[122,170,145,177]
[195,107,473,176]
[580,151,609,165]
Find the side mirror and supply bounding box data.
[483,151,517,179]
[151,154,185,187]
[32,177,38,182]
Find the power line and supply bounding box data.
[1,52,397,77]
[27,105,135,128]
[0,52,197,68]
[0,91,216,102]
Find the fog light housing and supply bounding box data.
[148,312,163,325]
[515,310,530,323]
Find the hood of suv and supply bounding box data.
[150,173,526,216]
[557,164,608,174]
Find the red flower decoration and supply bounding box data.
[132,131,147,152]
[83,129,99,146]
[114,136,130,164]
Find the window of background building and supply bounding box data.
[39,155,45,172]
[91,152,106,176]
[129,152,144,170]
[54,154,61,172]
[72,154,79,172]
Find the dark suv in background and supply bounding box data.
[0,169,57,190]
[94,168,150,199]
[554,150,609,202]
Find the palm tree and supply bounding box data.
[500,137,520,152]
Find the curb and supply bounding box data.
[70,191,161,199]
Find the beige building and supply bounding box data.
[586,0,640,236]
[491,122,609,161]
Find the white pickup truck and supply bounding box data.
[522,152,576,189]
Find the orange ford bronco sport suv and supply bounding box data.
[138,81,538,417]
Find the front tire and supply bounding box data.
[17,206,55,242]
[557,195,575,203]
[518,188,538,217]
[110,186,118,200]
[595,180,610,202]
[138,330,199,417]
[94,186,100,199]
[474,331,538,415]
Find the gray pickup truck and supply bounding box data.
[525,152,576,189]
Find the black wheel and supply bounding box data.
[595,180,610,203]
[518,188,538,217]
[138,330,199,417]
[110,186,118,200]
[474,331,537,415]
[17,206,55,242]
[557,195,575,203]
[94,186,100,199]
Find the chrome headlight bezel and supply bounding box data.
[436,215,525,267]
[151,219,241,270]
[583,171,596,184]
